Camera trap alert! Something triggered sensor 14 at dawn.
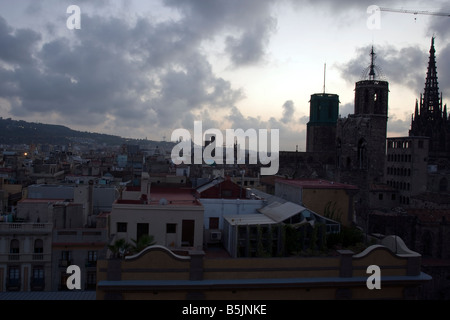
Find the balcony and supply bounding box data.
[8,254,20,261]
[53,228,107,244]
[33,254,44,261]
[0,253,51,263]
[0,223,52,234]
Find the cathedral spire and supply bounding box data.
[414,99,419,118]
[422,37,441,120]
[369,46,376,80]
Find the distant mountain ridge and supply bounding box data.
[0,117,149,146]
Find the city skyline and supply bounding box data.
[0,0,449,151]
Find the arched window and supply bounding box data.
[10,239,19,254]
[34,239,44,254]
[357,139,367,169]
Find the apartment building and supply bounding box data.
[385,137,429,206]
[109,173,204,252]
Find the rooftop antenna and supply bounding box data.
[323,63,327,94]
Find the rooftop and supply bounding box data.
[406,208,450,223]
[276,178,358,190]
[18,198,67,203]
[117,187,200,206]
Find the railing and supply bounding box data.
[1,253,51,263]
[33,254,44,260]
[53,228,107,243]
[0,223,52,233]
[8,254,20,261]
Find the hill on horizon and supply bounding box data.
[0,117,158,147]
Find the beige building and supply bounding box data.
[0,222,52,292]
[0,198,55,292]
[1,197,109,292]
[274,179,358,227]
[110,173,204,252]
[96,236,431,300]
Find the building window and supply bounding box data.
[31,266,45,291]
[166,223,177,234]
[10,239,19,254]
[60,251,72,267]
[33,267,44,280]
[378,193,383,200]
[209,217,219,229]
[117,222,127,233]
[7,266,20,289]
[86,272,97,291]
[357,139,367,169]
[60,272,70,291]
[88,251,97,263]
[34,239,44,253]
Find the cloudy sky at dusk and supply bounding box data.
[0,0,449,150]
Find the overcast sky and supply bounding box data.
[0,0,449,151]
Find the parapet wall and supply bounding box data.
[96,237,431,300]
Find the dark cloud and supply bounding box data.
[0,12,244,137]
[426,3,450,39]
[0,16,41,65]
[225,16,276,66]
[163,0,277,67]
[435,42,450,98]
[337,44,428,95]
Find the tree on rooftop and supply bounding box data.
[130,234,156,254]
[108,238,131,259]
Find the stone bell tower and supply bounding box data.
[336,46,389,226]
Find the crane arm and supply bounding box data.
[379,7,450,17]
